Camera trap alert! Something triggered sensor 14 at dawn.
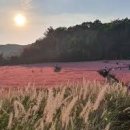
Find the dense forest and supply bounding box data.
[1,18,130,65]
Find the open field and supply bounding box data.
[0,60,130,87]
[0,82,130,130]
[0,61,130,130]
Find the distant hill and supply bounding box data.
[0,44,25,58]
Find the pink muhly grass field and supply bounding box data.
[0,60,130,88]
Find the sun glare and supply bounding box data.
[14,14,26,27]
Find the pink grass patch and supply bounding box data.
[0,60,130,88]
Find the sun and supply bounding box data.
[14,14,26,27]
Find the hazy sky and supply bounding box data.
[0,0,130,45]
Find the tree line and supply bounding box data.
[1,18,130,65]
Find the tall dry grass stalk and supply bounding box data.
[93,86,107,111]
[80,98,93,123]
[34,118,44,130]
[104,123,111,130]
[43,87,66,124]
[13,100,26,118]
[7,112,13,129]
[61,96,78,128]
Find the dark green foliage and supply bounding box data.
[0,53,6,65]
[19,18,130,64]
